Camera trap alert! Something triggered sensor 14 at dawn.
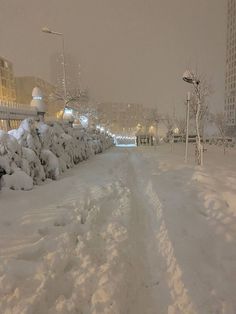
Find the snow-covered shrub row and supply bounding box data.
[0,118,114,191]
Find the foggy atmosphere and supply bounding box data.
[0,0,235,313]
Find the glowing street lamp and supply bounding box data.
[42,26,68,115]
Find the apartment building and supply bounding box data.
[0,56,16,102]
[225,0,236,126]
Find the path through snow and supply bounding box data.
[0,145,236,313]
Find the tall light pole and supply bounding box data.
[185,91,191,163]
[183,70,203,166]
[42,26,67,114]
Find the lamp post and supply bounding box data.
[185,91,191,163]
[183,70,203,166]
[42,26,67,114]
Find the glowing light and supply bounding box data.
[64,108,73,115]
[33,96,43,100]
[79,115,88,128]
[56,110,64,119]
[173,127,179,134]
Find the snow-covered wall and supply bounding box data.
[0,118,114,191]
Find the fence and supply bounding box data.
[0,100,37,131]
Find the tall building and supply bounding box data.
[225,0,236,126]
[0,56,16,102]
[50,52,81,93]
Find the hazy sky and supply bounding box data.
[0,0,226,115]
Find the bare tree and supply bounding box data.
[148,108,161,123]
[175,117,186,136]
[50,87,82,110]
[163,114,175,139]
[49,87,95,125]
[188,73,213,165]
[214,112,228,154]
[189,75,213,140]
[145,108,162,140]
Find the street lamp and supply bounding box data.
[183,70,203,166]
[184,91,191,163]
[42,26,67,114]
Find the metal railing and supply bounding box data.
[0,100,37,120]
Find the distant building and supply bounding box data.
[225,0,236,126]
[50,52,81,93]
[96,102,156,135]
[0,56,17,130]
[15,76,63,118]
[0,56,16,102]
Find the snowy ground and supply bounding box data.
[0,144,236,314]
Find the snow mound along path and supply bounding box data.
[1,168,33,191]
[0,118,114,191]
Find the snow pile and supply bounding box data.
[0,130,34,191]
[1,168,33,191]
[0,118,113,190]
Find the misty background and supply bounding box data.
[0,0,226,115]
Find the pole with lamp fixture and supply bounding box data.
[184,91,191,163]
[42,26,68,116]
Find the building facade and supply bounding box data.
[0,56,17,130]
[0,56,16,102]
[15,76,64,119]
[96,102,157,136]
[50,52,81,93]
[225,0,236,126]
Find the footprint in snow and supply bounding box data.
[38,226,50,236]
[54,218,67,227]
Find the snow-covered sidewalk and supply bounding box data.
[0,145,236,313]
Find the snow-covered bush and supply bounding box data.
[0,118,113,191]
[41,149,60,180]
[9,118,42,156]
[22,147,45,184]
[1,168,33,191]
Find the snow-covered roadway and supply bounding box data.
[0,145,236,313]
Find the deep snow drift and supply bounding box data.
[0,144,236,313]
[0,118,113,190]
